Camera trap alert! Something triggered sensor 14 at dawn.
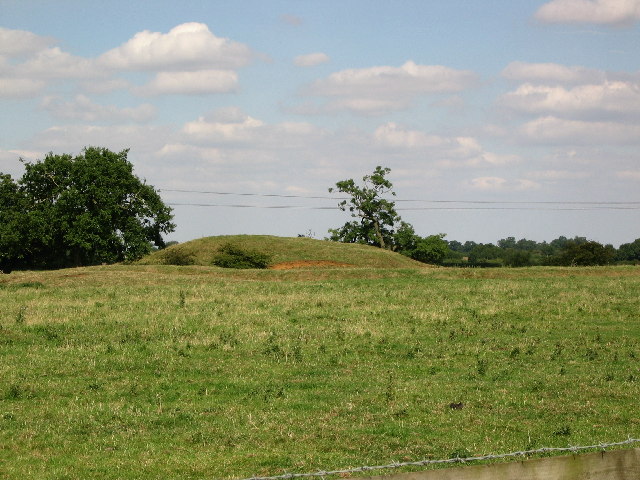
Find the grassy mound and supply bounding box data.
[139,235,426,269]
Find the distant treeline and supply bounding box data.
[441,236,640,267]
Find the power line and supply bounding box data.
[160,188,640,206]
[167,202,640,211]
[161,189,340,200]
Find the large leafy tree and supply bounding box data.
[0,174,36,273]
[552,240,615,266]
[617,238,640,262]
[1,147,175,269]
[328,166,402,249]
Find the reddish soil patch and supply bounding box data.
[270,260,354,270]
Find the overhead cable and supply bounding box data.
[160,188,640,206]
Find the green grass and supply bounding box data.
[1,262,639,479]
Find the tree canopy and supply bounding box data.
[328,166,402,249]
[0,147,175,271]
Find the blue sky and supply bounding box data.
[1,0,639,246]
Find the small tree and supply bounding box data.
[328,166,401,249]
[468,243,502,264]
[394,222,449,264]
[412,234,449,264]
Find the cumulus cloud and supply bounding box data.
[180,108,325,148]
[535,0,640,27]
[1,24,255,99]
[372,122,520,167]
[373,122,450,149]
[500,81,640,120]
[303,61,478,115]
[0,77,46,98]
[13,47,99,79]
[0,27,54,57]
[41,95,156,123]
[80,78,132,94]
[468,176,540,191]
[0,27,107,99]
[527,170,591,180]
[137,70,239,96]
[281,14,304,26]
[98,22,253,71]
[28,124,171,154]
[519,116,640,144]
[501,61,605,85]
[499,60,640,149]
[616,170,640,179]
[294,52,330,67]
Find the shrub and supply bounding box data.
[160,248,196,266]
[212,243,271,269]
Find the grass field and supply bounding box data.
[1,244,639,479]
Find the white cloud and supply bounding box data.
[373,123,520,167]
[519,116,640,144]
[0,77,46,98]
[80,78,132,94]
[157,143,225,165]
[527,170,591,180]
[180,108,325,149]
[281,14,304,26]
[294,52,330,67]
[479,152,522,165]
[373,122,449,149]
[535,0,640,27]
[500,81,640,120]
[138,70,238,96]
[501,61,605,85]
[182,112,264,144]
[28,124,171,154]
[0,28,106,99]
[304,61,478,115]
[0,27,54,57]
[41,95,156,123]
[13,47,99,79]
[616,169,640,179]
[468,177,540,191]
[98,23,253,71]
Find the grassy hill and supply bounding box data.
[138,235,426,269]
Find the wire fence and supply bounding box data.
[239,437,640,480]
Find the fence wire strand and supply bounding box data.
[239,437,640,480]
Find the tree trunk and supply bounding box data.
[373,220,385,249]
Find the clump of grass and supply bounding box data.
[5,383,35,400]
[213,242,271,269]
[449,448,472,459]
[0,281,45,290]
[476,357,488,376]
[553,425,572,436]
[15,306,26,324]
